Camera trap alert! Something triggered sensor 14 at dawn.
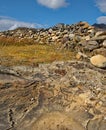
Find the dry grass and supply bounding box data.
[0,37,75,66]
[0,36,36,46]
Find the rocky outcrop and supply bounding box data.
[0,61,106,130]
[0,22,106,130]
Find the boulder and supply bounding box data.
[90,54,106,68]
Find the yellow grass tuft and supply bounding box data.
[0,37,75,66]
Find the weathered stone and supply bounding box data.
[82,35,90,40]
[92,48,106,57]
[76,52,88,60]
[95,31,106,37]
[78,40,99,52]
[78,21,90,29]
[48,28,53,33]
[61,36,69,44]
[103,40,106,47]
[52,36,58,41]
[63,29,68,34]
[53,23,65,31]
[0,60,106,130]
[63,34,69,38]
[91,35,106,42]
[74,35,81,42]
[90,54,106,68]
[69,33,75,40]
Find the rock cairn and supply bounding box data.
[0,21,106,55]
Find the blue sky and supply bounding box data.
[0,0,106,31]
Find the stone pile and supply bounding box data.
[0,22,96,46]
[0,22,106,56]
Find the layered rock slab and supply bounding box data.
[0,61,106,130]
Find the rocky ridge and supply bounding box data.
[0,22,106,130]
[0,21,106,57]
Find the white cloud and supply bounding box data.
[37,0,69,9]
[97,16,106,24]
[96,0,106,13]
[0,16,43,31]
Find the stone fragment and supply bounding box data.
[103,40,106,48]
[82,35,90,40]
[69,33,75,40]
[76,52,88,60]
[63,34,69,38]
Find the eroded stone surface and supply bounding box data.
[0,61,106,130]
[31,112,84,130]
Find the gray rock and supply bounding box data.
[79,40,99,51]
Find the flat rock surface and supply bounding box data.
[0,61,106,130]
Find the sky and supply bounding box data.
[0,0,106,31]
